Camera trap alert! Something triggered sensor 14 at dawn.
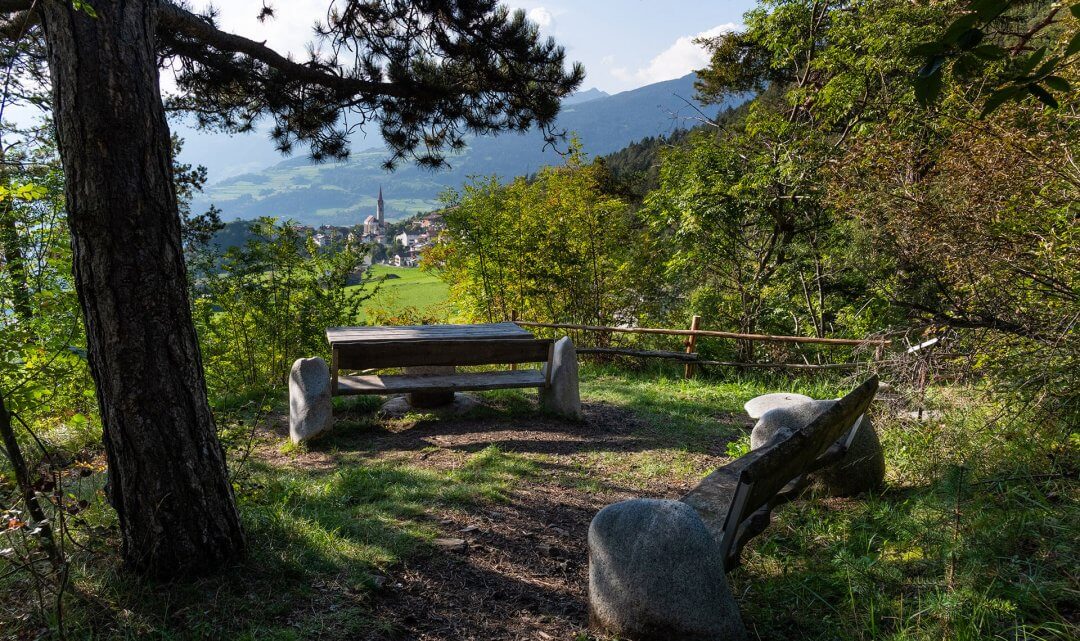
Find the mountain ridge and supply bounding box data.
[192,73,747,225]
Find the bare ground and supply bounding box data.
[259,396,749,640]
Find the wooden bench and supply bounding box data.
[682,375,878,570]
[326,323,554,400]
[588,376,880,639]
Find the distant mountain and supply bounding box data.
[563,87,609,105]
[192,74,749,226]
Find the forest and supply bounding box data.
[1,0,1077,639]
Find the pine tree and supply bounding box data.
[0,0,582,578]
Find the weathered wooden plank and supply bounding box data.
[335,370,547,395]
[696,360,859,370]
[515,320,890,346]
[326,322,532,345]
[336,338,552,370]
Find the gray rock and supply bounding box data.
[378,393,480,418]
[588,498,746,641]
[405,365,456,408]
[539,336,582,420]
[750,401,885,497]
[744,392,814,419]
[750,400,834,450]
[289,357,333,444]
[433,537,467,551]
[811,415,885,497]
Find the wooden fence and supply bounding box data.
[511,316,890,379]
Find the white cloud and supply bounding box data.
[617,22,741,86]
[527,7,554,28]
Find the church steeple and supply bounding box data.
[377,186,385,226]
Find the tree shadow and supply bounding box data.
[317,392,750,460]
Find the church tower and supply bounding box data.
[377,186,385,227]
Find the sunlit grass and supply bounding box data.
[2,366,1075,640]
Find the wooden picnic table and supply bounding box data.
[324,322,553,399]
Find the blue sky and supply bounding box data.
[197,0,755,94]
[507,1,754,93]
[163,1,754,181]
[5,2,757,181]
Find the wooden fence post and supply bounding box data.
[684,315,702,379]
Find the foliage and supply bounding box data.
[913,0,1080,113]
[189,218,373,394]
[0,143,94,425]
[162,0,584,167]
[683,0,1078,419]
[425,144,636,326]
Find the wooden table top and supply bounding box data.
[326,322,534,346]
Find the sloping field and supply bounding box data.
[353,265,451,322]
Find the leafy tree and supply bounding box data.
[692,0,1077,417]
[427,145,632,327]
[660,0,940,360]
[189,218,371,394]
[0,0,582,577]
[0,142,94,424]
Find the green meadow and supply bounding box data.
[352,265,451,323]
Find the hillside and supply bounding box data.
[192,74,749,226]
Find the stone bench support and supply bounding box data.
[289,357,333,444]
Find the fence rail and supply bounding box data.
[513,316,886,378]
[513,320,890,346]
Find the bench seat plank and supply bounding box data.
[336,370,547,395]
[327,322,532,344]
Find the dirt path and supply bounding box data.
[264,398,745,639]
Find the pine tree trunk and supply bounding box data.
[40,0,244,577]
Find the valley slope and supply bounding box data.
[193,74,746,225]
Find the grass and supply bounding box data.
[1,364,1076,640]
[352,265,451,322]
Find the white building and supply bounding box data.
[363,214,379,236]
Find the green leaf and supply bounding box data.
[1066,32,1080,58]
[1014,47,1046,76]
[1033,55,1061,78]
[1027,84,1059,109]
[1043,76,1071,92]
[955,28,984,50]
[980,85,1020,117]
[971,0,1011,20]
[942,14,979,44]
[915,70,944,106]
[918,55,946,78]
[910,42,946,56]
[971,44,1006,60]
[1071,2,1080,19]
[71,0,98,17]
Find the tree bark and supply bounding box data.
[39,0,244,577]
